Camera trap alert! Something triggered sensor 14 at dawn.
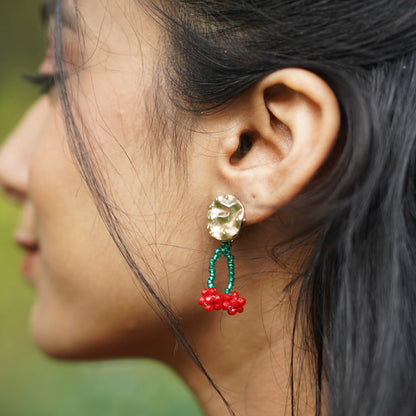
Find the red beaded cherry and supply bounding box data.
[199,288,245,315]
[202,238,245,315]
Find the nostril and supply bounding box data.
[1,184,26,203]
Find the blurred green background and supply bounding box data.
[0,2,201,415]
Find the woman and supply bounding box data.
[1,0,416,415]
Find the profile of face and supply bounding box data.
[0,0,209,359]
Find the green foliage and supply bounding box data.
[0,2,202,415]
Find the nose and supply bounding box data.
[0,96,50,203]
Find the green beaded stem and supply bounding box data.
[207,241,235,294]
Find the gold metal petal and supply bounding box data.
[207,195,245,241]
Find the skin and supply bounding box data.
[0,0,340,414]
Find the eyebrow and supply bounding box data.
[41,0,76,30]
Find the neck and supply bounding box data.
[169,247,315,416]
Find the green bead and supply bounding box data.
[206,241,240,298]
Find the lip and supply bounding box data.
[15,235,39,283]
[21,251,39,282]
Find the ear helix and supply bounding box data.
[198,195,246,316]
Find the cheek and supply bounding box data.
[27,120,162,358]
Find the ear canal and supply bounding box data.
[230,132,254,164]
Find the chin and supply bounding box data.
[29,302,111,361]
[30,319,91,360]
[28,301,148,360]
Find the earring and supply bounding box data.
[198,195,246,315]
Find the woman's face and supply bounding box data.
[0,0,218,359]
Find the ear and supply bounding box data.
[215,68,341,224]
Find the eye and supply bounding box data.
[22,73,56,94]
[23,33,57,95]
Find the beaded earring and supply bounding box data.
[198,195,246,315]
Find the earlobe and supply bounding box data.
[216,68,341,224]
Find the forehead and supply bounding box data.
[49,0,161,55]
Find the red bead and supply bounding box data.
[200,289,245,315]
[205,304,214,312]
[205,296,214,304]
[237,297,246,306]
[222,301,230,310]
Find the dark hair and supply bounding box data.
[54,1,416,415]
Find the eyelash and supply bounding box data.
[22,74,56,94]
